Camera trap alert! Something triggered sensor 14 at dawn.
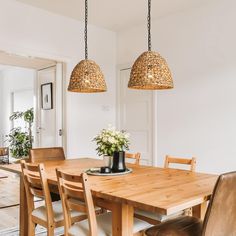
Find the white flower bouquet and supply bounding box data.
[93,126,130,156]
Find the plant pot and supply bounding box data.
[112,151,126,173]
[103,155,113,168]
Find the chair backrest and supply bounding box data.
[20,160,54,225]
[29,147,65,163]
[202,171,236,235]
[56,170,97,235]
[125,152,141,165]
[164,155,196,172]
[0,147,9,156]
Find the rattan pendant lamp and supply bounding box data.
[68,0,107,93]
[128,0,174,90]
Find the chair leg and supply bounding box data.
[28,219,35,236]
[47,225,55,236]
[184,207,193,216]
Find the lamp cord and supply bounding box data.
[85,0,88,60]
[148,0,151,51]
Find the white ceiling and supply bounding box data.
[16,0,211,31]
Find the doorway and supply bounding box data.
[0,51,65,151]
[36,65,63,147]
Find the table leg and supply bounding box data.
[192,201,207,220]
[112,202,134,236]
[20,175,28,236]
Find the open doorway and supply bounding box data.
[0,51,65,234]
[0,51,65,162]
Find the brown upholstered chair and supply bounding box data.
[145,171,236,236]
[29,147,65,163]
[135,155,196,225]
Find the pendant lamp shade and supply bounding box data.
[128,51,173,90]
[68,0,107,93]
[68,59,107,93]
[128,0,174,90]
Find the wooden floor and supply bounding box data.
[0,169,63,235]
[0,169,19,230]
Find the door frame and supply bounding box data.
[35,63,65,148]
[116,64,157,166]
[0,48,69,155]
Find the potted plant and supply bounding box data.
[6,108,34,160]
[93,126,130,172]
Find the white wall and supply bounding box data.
[0,73,3,146]
[0,0,117,157]
[117,0,236,174]
[0,67,35,145]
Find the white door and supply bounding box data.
[36,64,63,148]
[118,69,154,165]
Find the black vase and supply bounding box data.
[112,151,126,173]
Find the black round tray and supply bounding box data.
[85,167,132,176]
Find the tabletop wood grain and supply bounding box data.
[0,158,218,216]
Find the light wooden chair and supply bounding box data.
[125,152,141,165]
[56,169,151,236]
[20,160,86,236]
[29,147,66,201]
[135,155,197,225]
[164,155,196,171]
[29,147,65,163]
[0,147,9,164]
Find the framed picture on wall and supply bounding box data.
[41,83,53,110]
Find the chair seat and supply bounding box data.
[135,208,184,222]
[145,216,202,236]
[68,212,151,236]
[32,200,85,223]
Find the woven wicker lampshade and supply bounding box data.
[68,0,107,93]
[128,51,173,90]
[68,59,107,93]
[128,0,174,90]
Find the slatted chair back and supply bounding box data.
[0,147,8,156]
[164,155,196,172]
[29,147,65,163]
[56,170,97,235]
[0,147,9,164]
[125,152,141,165]
[20,160,54,225]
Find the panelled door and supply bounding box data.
[118,69,154,165]
[36,64,63,148]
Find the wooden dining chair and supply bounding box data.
[29,147,66,201]
[56,169,151,236]
[145,171,236,236]
[135,155,197,225]
[125,152,141,165]
[164,155,196,172]
[29,147,65,163]
[0,147,9,164]
[20,160,86,236]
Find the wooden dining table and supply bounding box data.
[0,158,218,236]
